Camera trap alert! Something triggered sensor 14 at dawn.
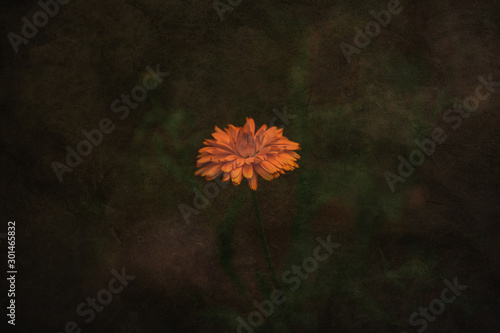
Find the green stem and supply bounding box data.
[251,190,280,286]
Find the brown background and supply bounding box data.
[1,0,499,332]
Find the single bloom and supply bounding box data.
[195,117,301,190]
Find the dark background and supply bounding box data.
[1,0,499,332]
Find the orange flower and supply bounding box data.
[195,117,301,190]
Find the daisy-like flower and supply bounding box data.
[195,117,301,190]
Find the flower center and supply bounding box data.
[237,132,256,157]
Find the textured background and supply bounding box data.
[1,0,499,332]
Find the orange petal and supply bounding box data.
[212,132,230,143]
[244,157,254,165]
[248,173,258,190]
[235,158,244,168]
[260,161,277,174]
[278,152,299,161]
[231,167,243,185]
[254,163,274,181]
[204,139,234,153]
[242,163,253,179]
[227,125,240,141]
[254,154,267,162]
[244,117,255,134]
[203,163,223,178]
[257,146,272,155]
[255,124,267,136]
[266,155,284,168]
[224,155,240,161]
[221,161,235,172]
[195,163,214,176]
[199,147,227,155]
[285,151,301,159]
[197,154,230,164]
[206,172,222,181]
[277,144,300,152]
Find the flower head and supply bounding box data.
[195,117,301,190]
